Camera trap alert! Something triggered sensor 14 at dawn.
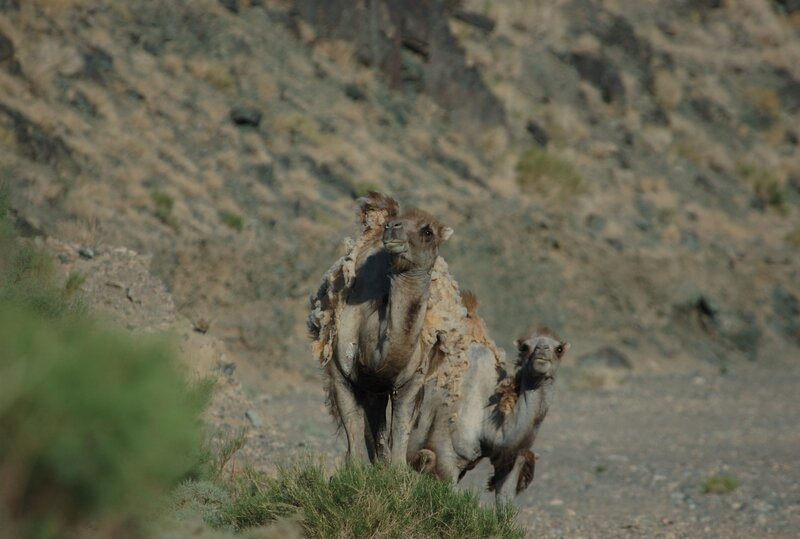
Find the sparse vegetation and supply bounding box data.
[190,60,238,93]
[701,474,739,495]
[352,181,381,199]
[152,190,178,228]
[786,228,800,247]
[64,270,86,296]
[744,86,781,120]
[219,210,245,232]
[516,146,585,199]
[0,200,82,319]
[737,163,787,214]
[175,461,523,539]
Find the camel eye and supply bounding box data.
[556,345,563,354]
[422,226,434,238]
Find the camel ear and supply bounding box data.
[515,339,528,353]
[562,342,571,351]
[440,226,454,242]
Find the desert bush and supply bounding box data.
[0,305,211,538]
[516,146,585,200]
[0,191,210,537]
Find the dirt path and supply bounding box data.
[252,361,800,538]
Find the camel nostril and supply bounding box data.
[393,222,403,229]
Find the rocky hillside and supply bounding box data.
[1,0,799,393]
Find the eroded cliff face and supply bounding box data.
[0,0,798,384]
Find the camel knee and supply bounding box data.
[411,449,437,473]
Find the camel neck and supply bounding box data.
[389,268,432,295]
[489,370,553,451]
[372,268,432,378]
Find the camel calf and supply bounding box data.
[409,318,568,506]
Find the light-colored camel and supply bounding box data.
[408,300,568,505]
[309,192,468,463]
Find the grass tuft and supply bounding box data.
[737,163,787,214]
[219,210,244,232]
[701,474,739,495]
[516,147,585,200]
[64,271,86,297]
[151,190,179,229]
[176,461,525,538]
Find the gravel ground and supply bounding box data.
[251,360,800,538]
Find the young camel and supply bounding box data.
[409,298,568,505]
[308,192,454,463]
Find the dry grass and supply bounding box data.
[652,69,683,110]
[515,146,586,199]
[737,163,787,214]
[189,59,238,93]
[785,228,800,247]
[744,86,782,119]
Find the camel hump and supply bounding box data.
[461,290,479,318]
[356,191,400,230]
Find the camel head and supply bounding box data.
[382,208,453,273]
[514,328,569,379]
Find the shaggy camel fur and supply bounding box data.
[408,304,568,506]
[308,193,501,463]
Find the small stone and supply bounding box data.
[344,83,368,101]
[525,120,549,147]
[549,498,564,506]
[245,409,263,427]
[219,0,239,13]
[78,246,94,260]
[0,32,14,63]
[230,106,262,127]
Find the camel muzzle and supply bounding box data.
[383,239,408,254]
[532,357,551,373]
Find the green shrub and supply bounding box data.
[516,147,585,199]
[0,220,81,319]
[701,474,739,495]
[219,210,244,232]
[193,461,524,539]
[0,305,211,537]
[152,190,178,228]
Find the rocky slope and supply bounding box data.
[2,1,798,382]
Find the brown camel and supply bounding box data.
[408,300,568,506]
[308,192,461,463]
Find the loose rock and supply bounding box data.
[230,106,262,127]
